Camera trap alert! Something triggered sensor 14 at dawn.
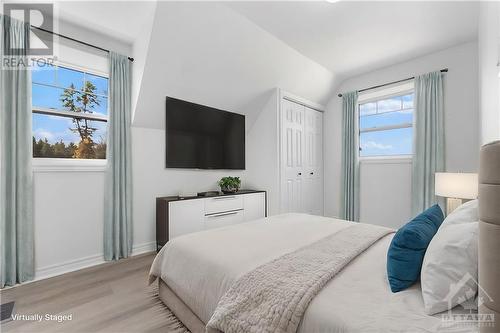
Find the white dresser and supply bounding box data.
[156,190,266,250]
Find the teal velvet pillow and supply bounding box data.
[387,204,444,292]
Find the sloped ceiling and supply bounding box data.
[227,1,479,78]
[132,2,337,129]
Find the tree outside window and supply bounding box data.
[32,64,108,159]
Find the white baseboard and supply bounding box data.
[132,241,156,256]
[35,254,105,281]
[34,241,156,282]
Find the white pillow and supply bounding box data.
[442,199,478,227]
[420,200,479,315]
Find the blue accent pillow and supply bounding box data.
[387,204,444,292]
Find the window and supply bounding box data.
[32,64,108,159]
[359,92,414,157]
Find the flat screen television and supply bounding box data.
[165,97,245,169]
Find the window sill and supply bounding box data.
[359,155,412,165]
[33,158,106,173]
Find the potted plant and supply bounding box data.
[218,176,241,194]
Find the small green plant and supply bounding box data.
[218,176,241,193]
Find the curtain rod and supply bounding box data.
[30,25,134,62]
[337,68,448,98]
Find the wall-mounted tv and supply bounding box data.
[165,97,245,170]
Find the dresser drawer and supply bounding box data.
[204,209,244,230]
[168,200,204,240]
[204,195,243,215]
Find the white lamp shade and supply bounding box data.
[435,172,478,199]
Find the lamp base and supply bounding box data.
[446,198,463,215]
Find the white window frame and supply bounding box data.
[358,83,415,161]
[32,61,109,172]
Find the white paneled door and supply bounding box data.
[280,99,323,215]
[281,99,305,213]
[304,106,323,215]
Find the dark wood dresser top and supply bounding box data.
[156,189,266,202]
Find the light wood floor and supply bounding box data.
[0,253,189,333]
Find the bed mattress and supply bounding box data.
[150,213,469,333]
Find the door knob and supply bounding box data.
[310,172,314,175]
[298,172,302,176]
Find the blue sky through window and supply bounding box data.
[360,127,413,156]
[32,65,109,146]
[359,93,414,157]
[32,84,108,116]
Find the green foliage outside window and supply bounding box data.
[32,137,106,159]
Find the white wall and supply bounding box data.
[324,42,479,228]
[131,1,157,121]
[57,17,132,59]
[34,170,105,279]
[245,90,280,215]
[359,159,412,229]
[478,1,500,144]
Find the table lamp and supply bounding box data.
[435,172,478,215]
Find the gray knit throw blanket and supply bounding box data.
[207,223,393,333]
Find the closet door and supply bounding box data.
[280,99,305,213]
[304,107,324,215]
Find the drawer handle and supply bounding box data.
[212,196,236,200]
[206,210,240,218]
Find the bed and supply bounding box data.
[150,214,464,333]
[149,142,500,333]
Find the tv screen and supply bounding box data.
[165,97,245,169]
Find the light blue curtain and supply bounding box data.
[104,52,133,260]
[340,91,360,221]
[412,71,445,215]
[0,15,34,287]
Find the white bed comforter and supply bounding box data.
[149,213,463,333]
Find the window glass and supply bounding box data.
[57,66,84,91]
[32,64,109,159]
[92,96,108,116]
[360,127,413,157]
[85,73,108,96]
[32,114,107,159]
[377,96,402,113]
[32,84,66,110]
[32,64,56,85]
[360,110,413,130]
[402,94,414,109]
[359,91,414,157]
[359,102,376,116]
